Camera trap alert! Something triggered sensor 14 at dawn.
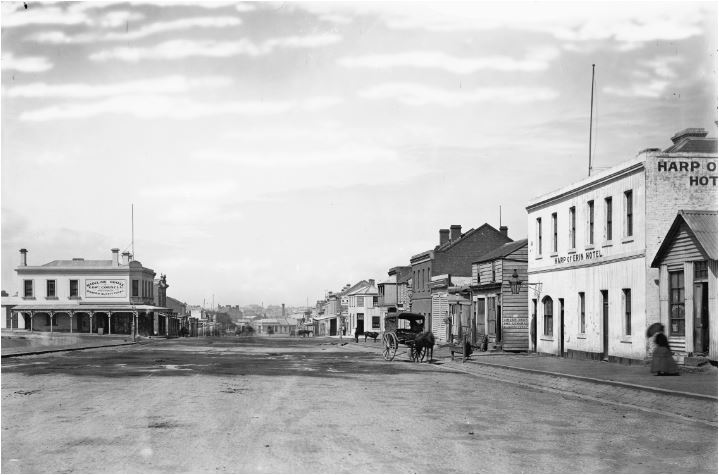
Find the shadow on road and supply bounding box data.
[1,337,451,380]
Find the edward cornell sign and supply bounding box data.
[86,279,127,298]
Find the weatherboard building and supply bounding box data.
[526,128,717,363]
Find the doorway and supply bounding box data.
[559,298,565,356]
[330,318,337,336]
[694,282,709,355]
[601,290,609,359]
[357,313,365,334]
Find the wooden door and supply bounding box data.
[559,298,565,356]
[487,297,496,337]
[694,283,709,354]
[601,290,609,359]
[476,299,486,337]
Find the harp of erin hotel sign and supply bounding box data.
[86,279,127,298]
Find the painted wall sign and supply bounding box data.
[504,315,527,329]
[657,160,717,186]
[554,250,602,265]
[86,279,127,298]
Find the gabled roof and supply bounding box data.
[663,138,717,154]
[339,280,368,297]
[651,210,717,267]
[347,281,378,296]
[473,239,528,264]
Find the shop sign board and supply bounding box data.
[504,314,527,329]
[86,279,127,298]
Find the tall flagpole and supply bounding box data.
[589,64,595,177]
[131,203,135,259]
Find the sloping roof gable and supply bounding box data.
[651,210,717,267]
[41,259,114,267]
[473,239,528,264]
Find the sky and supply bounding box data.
[1,1,717,307]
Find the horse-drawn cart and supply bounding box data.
[382,312,429,362]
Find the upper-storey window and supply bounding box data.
[132,279,139,297]
[46,280,56,298]
[356,296,364,307]
[588,200,595,245]
[605,197,613,242]
[536,217,543,256]
[569,206,576,249]
[69,279,79,298]
[624,190,633,237]
[551,212,558,253]
[23,280,33,298]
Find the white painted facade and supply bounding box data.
[527,131,717,362]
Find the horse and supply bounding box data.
[364,331,379,342]
[412,331,435,363]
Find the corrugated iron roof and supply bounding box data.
[651,210,717,267]
[41,259,115,267]
[473,239,528,264]
[663,137,718,154]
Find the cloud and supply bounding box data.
[338,47,559,74]
[89,33,342,61]
[602,56,684,99]
[298,2,710,48]
[18,93,341,121]
[358,83,559,106]
[603,80,671,99]
[6,75,232,98]
[27,16,242,44]
[1,52,53,73]
[1,5,90,27]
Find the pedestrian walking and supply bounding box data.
[354,328,359,343]
[651,332,680,376]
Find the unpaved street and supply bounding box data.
[2,337,716,473]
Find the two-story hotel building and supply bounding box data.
[526,128,717,363]
[4,248,175,337]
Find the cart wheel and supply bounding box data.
[382,333,397,361]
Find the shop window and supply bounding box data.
[132,280,139,297]
[694,261,708,280]
[588,200,595,245]
[605,197,613,241]
[23,280,34,298]
[552,212,558,253]
[624,190,633,237]
[579,292,585,334]
[69,280,79,298]
[569,207,576,249]
[536,217,543,256]
[669,271,685,336]
[46,280,56,298]
[542,296,553,336]
[623,288,631,336]
[372,316,380,329]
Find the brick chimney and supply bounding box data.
[111,248,120,266]
[121,251,131,265]
[500,226,508,237]
[19,248,27,267]
[369,279,375,287]
[450,225,461,241]
[439,229,450,245]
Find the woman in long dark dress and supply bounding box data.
[651,333,679,376]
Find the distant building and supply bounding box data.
[410,224,513,331]
[526,128,717,363]
[346,279,381,336]
[3,248,176,337]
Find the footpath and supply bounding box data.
[338,338,718,426]
[1,330,136,357]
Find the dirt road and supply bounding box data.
[2,337,716,473]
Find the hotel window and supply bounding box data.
[588,200,595,245]
[23,280,34,298]
[46,280,56,298]
[543,296,553,336]
[552,213,558,253]
[69,280,79,298]
[605,197,613,241]
[669,271,685,335]
[536,217,543,256]
[569,207,576,249]
[579,292,585,334]
[624,190,633,237]
[132,279,139,297]
[623,289,632,336]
